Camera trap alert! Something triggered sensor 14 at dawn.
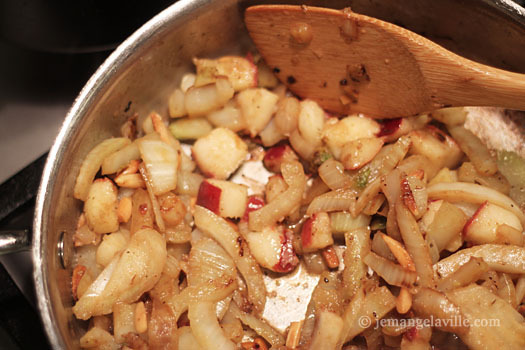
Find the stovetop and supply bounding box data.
[0,1,175,345]
[1,1,525,348]
[0,38,110,349]
[0,200,48,349]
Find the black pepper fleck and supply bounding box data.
[287,76,296,84]
[322,81,327,88]
[237,237,244,257]
[340,78,348,86]
[124,101,132,112]
[273,67,280,73]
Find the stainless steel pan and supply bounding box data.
[2,0,523,348]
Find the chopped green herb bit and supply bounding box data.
[497,150,525,208]
[356,167,371,189]
[319,152,332,163]
[370,216,387,231]
[311,149,333,170]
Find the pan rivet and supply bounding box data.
[57,231,71,269]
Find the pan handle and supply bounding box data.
[0,152,47,256]
[0,229,31,255]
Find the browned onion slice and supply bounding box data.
[436,256,489,292]
[396,202,436,288]
[412,287,469,334]
[229,302,285,347]
[307,188,357,216]
[249,161,307,231]
[318,158,353,190]
[446,284,525,348]
[194,205,266,315]
[188,301,236,350]
[74,138,131,201]
[363,252,417,288]
[427,182,525,225]
[435,244,525,278]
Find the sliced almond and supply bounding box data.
[134,301,148,334]
[121,159,141,175]
[286,320,303,349]
[115,173,145,189]
[117,197,132,223]
[321,246,340,269]
[396,287,412,314]
[381,233,416,271]
[72,265,87,301]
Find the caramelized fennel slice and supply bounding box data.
[193,205,267,315]
[446,284,525,349]
[434,244,525,278]
[189,301,236,350]
[73,228,167,320]
[74,137,131,201]
[427,182,525,225]
[411,287,469,334]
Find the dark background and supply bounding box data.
[0,0,524,349]
[0,2,174,348]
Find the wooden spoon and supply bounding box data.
[245,5,525,118]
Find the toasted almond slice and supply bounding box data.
[381,233,416,272]
[121,159,141,175]
[114,173,145,189]
[117,197,132,223]
[396,287,412,314]
[72,265,87,301]
[321,246,340,269]
[151,111,181,148]
[286,320,303,349]
[134,301,148,334]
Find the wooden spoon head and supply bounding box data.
[245,5,435,118]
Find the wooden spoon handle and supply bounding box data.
[246,5,525,117]
[343,11,525,112]
[416,43,525,111]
